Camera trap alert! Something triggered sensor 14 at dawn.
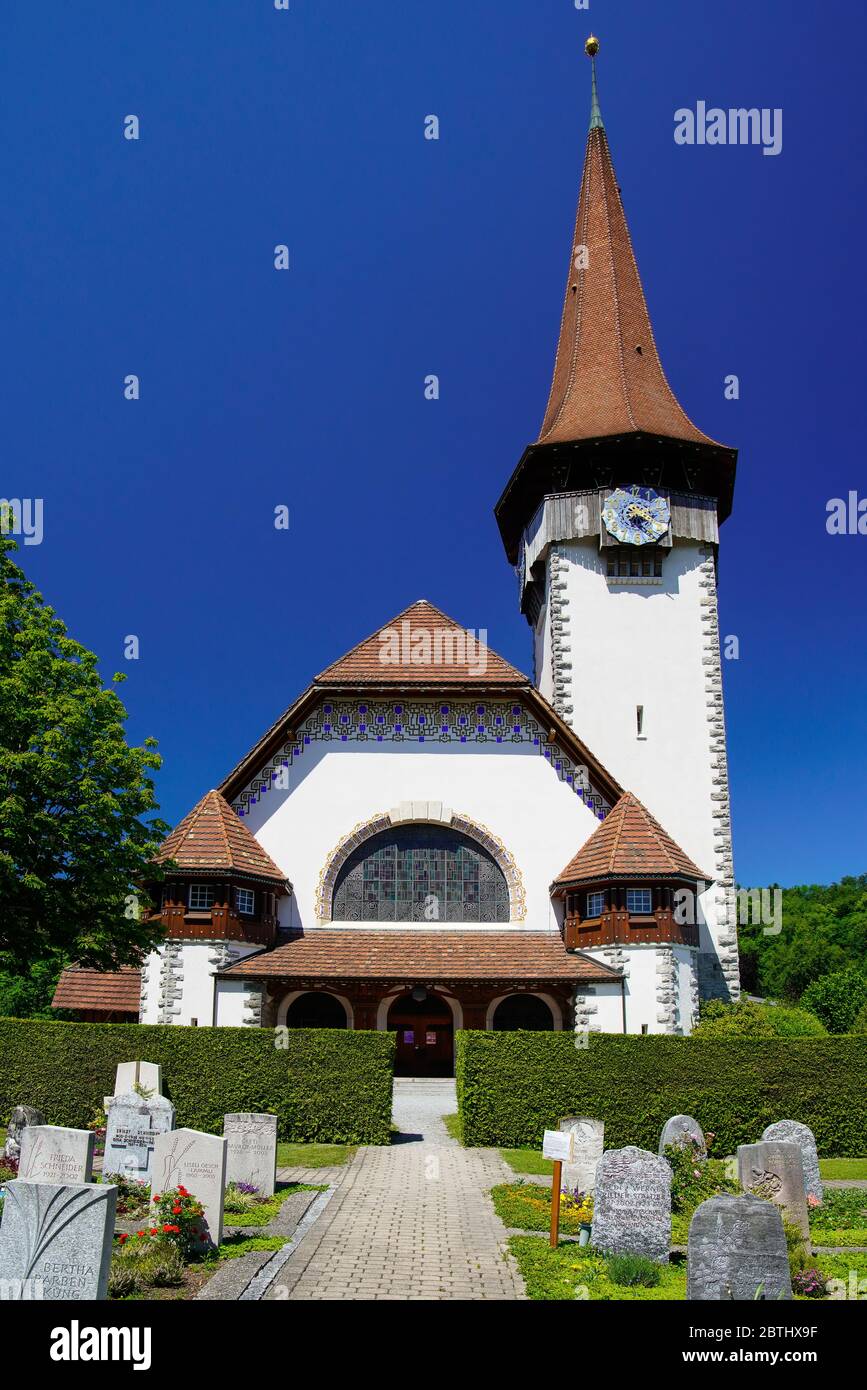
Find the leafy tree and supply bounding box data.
[0,532,168,976]
[0,955,72,1018]
[799,966,867,1034]
[851,1002,867,1035]
[692,998,826,1039]
[736,877,867,999]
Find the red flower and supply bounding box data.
[118,1233,128,1243]
[149,1227,158,1236]
[172,1204,182,1214]
[137,1230,147,1239]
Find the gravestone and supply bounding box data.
[687,1193,792,1300]
[114,1061,162,1097]
[0,1180,116,1301]
[18,1126,94,1185]
[659,1114,707,1159]
[152,1128,227,1249]
[224,1114,278,1197]
[4,1106,45,1162]
[737,1140,811,1242]
[762,1121,822,1202]
[591,1146,672,1263]
[558,1116,604,1193]
[105,1060,164,1109]
[103,1092,175,1183]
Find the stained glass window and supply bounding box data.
[332,824,509,923]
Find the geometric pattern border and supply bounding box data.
[231,698,611,823]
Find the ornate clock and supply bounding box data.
[602,486,670,546]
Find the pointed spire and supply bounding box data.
[536,38,724,450]
[586,35,603,130]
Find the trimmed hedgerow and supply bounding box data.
[455,1031,867,1156]
[0,1018,394,1144]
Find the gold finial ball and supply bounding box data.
[585,35,599,57]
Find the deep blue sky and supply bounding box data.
[3,1,865,888]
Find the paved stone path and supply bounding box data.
[262,1079,526,1300]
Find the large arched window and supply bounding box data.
[332,824,509,923]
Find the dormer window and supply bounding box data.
[188,883,215,910]
[586,890,605,918]
[235,886,255,916]
[626,888,652,914]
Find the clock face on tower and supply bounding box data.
[602,486,670,546]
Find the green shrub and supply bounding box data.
[109,1238,185,1296]
[693,999,826,1038]
[455,1031,867,1155]
[800,968,867,1034]
[849,1002,867,1035]
[0,1018,395,1144]
[664,1141,737,1215]
[606,1254,661,1287]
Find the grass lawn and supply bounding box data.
[224,1181,325,1227]
[510,1236,686,1300]
[819,1158,867,1180]
[275,1142,354,1168]
[500,1148,555,1177]
[491,1182,587,1235]
[443,1113,462,1142]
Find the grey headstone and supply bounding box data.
[591,1146,672,1263]
[114,1061,163,1098]
[737,1140,810,1242]
[761,1121,822,1202]
[18,1126,94,1185]
[4,1106,45,1162]
[224,1114,278,1197]
[103,1091,175,1183]
[152,1128,227,1250]
[659,1114,707,1159]
[687,1193,792,1300]
[558,1116,604,1194]
[0,1180,116,1301]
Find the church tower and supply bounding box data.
[495,39,740,1005]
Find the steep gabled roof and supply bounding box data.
[553,791,710,887]
[155,789,287,883]
[315,600,526,686]
[217,598,624,810]
[537,67,724,450]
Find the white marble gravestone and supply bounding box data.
[659,1114,707,1158]
[0,1180,116,1301]
[737,1140,811,1242]
[224,1114,278,1197]
[104,1060,164,1109]
[18,1126,94,1185]
[152,1128,227,1249]
[761,1121,822,1202]
[591,1146,672,1263]
[687,1194,792,1300]
[558,1116,604,1193]
[103,1091,175,1183]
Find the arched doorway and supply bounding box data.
[388,990,454,1077]
[491,993,555,1031]
[284,992,348,1028]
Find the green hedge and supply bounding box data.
[0,1018,395,1144]
[456,1031,867,1156]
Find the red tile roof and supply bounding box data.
[553,791,709,886]
[315,600,526,686]
[52,965,141,1014]
[155,789,287,882]
[538,120,725,450]
[220,929,621,982]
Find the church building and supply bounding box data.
[53,43,740,1069]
